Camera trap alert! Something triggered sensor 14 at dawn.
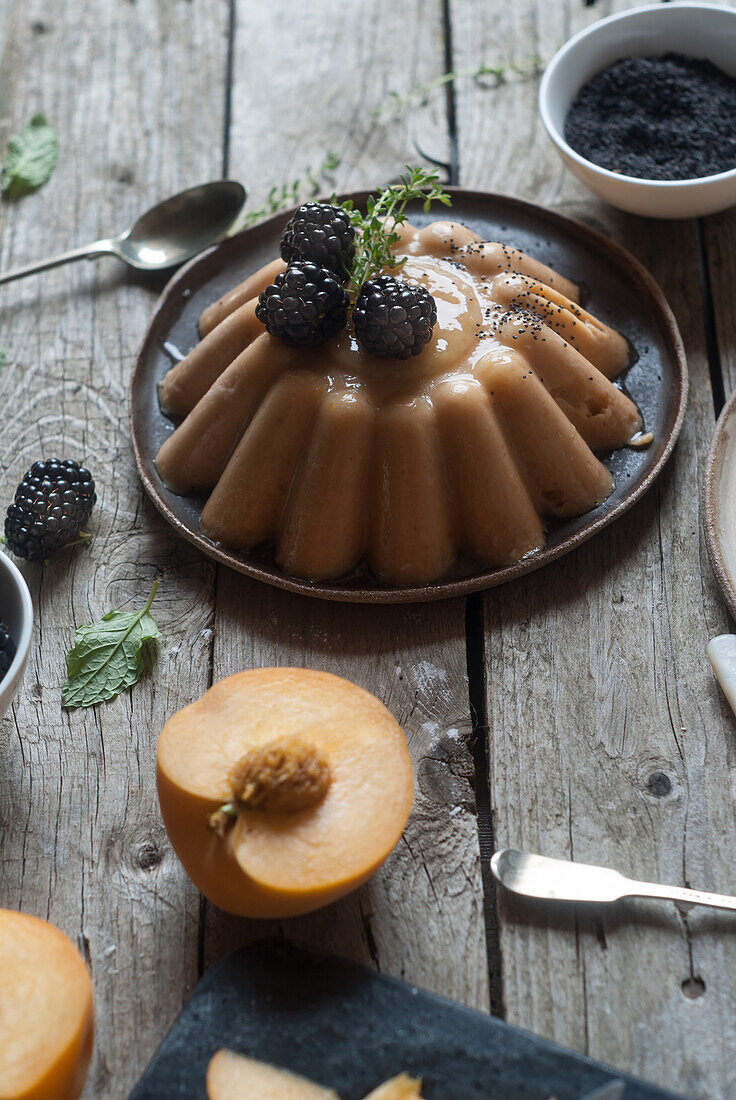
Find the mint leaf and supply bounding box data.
[62,582,160,708]
[1,115,58,199]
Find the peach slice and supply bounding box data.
[207,1050,338,1099]
[362,1074,423,1099]
[0,909,94,1100]
[206,1051,423,1100]
[157,668,413,918]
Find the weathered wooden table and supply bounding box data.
[1,1,735,1096]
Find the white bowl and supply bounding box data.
[539,3,736,219]
[0,552,33,719]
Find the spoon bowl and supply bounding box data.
[116,180,247,270]
[491,849,626,904]
[491,848,736,913]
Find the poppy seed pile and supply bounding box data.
[564,53,736,181]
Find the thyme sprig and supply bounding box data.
[238,152,341,229]
[338,167,452,302]
[376,55,546,117]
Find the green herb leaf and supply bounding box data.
[0,351,6,369]
[1,115,58,199]
[62,582,160,709]
[340,166,452,302]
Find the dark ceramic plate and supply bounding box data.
[129,939,683,1099]
[130,189,688,604]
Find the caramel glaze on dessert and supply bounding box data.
[156,221,643,587]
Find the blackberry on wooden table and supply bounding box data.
[4,459,96,562]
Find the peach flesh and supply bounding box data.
[157,668,414,918]
[0,909,94,1100]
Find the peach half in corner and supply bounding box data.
[0,908,94,1100]
[207,1050,423,1100]
[156,667,414,918]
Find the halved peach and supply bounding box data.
[0,909,94,1100]
[157,668,413,918]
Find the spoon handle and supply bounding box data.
[0,238,119,286]
[628,879,736,912]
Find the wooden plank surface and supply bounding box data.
[203,0,490,1014]
[1,0,736,1096]
[706,206,736,400]
[450,1,736,1097]
[0,0,229,1095]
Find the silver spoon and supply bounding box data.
[0,179,246,286]
[491,848,736,913]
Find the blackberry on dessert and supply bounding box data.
[353,275,436,359]
[280,201,355,279]
[255,262,348,348]
[4,459,96,562]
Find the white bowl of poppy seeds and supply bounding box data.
[540,3,736,219]
[0,551,33,720]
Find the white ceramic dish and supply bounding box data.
[0,552,33,719]
[540,3,736,219]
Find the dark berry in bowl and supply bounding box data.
[353,276,437,360]
[256,262,348,348]
[4,459,96,562]
[280,202,355,280]
[0,622,15,684]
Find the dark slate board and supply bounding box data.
[129,939,684,1099]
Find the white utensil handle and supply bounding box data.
[630,879,736,912]
[707,634,736,718]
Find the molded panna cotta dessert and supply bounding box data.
[157,668,413,918]
[0,909,94,1100]
[156,193,643,587]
